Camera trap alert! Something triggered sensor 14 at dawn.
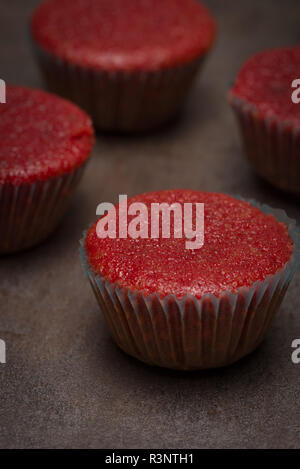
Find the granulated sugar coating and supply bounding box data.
[85,190,294,299]
[0,85,94,185]
[231,46,300,125]
[32,0,216,71]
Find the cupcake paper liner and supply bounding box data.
[230,94,300,195]
[32,42,206,132]
[80,199,300,370]
[0,165,86,254]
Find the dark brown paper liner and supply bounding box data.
[0,166,85,254]
[32,43,206,132]
[230,94,300,195]
[80,199,300,370]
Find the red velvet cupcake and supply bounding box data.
[80,190,300,370]
[31,0,216,132]
[0,85,94,254]
[229,46,300,194]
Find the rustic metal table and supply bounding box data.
[0,0,300,449]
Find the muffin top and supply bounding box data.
[85,190,293,299]
[0,85,94,185]
[32,0,216,72]
[230,46,300,126]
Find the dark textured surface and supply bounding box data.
[0,0,300,449]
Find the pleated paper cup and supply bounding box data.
[0,165,86,254]
[230,93,300,195]
[32,42,207,133]
[80,200,300,370]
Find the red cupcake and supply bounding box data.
[0,85,94,254]
[31,0,216,132]
[80,190,300,370]
[229,46,300,194]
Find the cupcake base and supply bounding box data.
[0,166,85,254]
[80,201,300,370]
[33,43,206,133]
[230,95,300,195]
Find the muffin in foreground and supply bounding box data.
[80,190,300,370]
[0,85,94,254]
[229,46,300,194]
[31,0,216,132]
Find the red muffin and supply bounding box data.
[80,190,299,370]
[0,85,94,254]
[229,46,300,194]
[31,0,216,132]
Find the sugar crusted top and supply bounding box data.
[32,0,216,71]
[85,190,293,299]
[0,85,94,185]
[230,46,300,126]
